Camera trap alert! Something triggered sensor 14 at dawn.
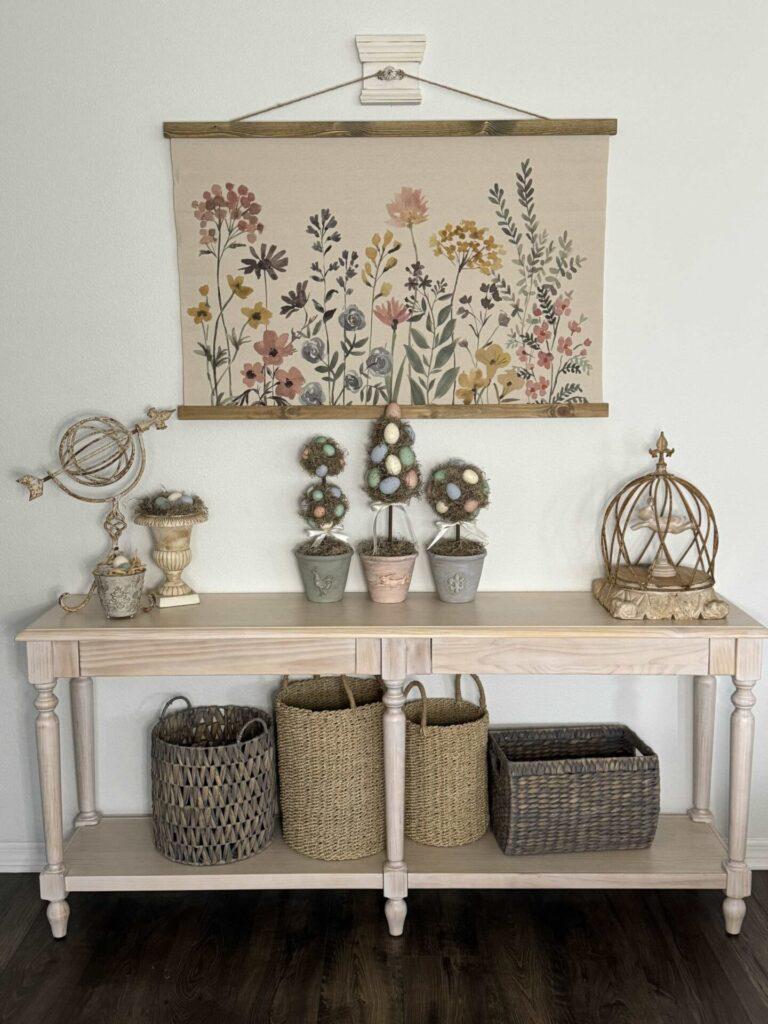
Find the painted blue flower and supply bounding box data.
[344,372,362,393]
[365,347,392,378]
[338,304,366,332]
[301,337,325,364]
[299,382,325,406]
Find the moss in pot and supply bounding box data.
[426,459,490,603]
[358,402,422,603]
[294,435,353,603]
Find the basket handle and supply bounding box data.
[404,679,428,733]
[454,674,486,709]
[280,674,357,709]
[158,695,192,721]
[236,717,267,747]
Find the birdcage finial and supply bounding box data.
[649,431,674,472]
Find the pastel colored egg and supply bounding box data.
[167,491,183,502]
[370,443,387,464]
[313,506,326,519]
[329,486,341,498]
[301,447,310,458]
[462,469,479,485]
[179,495,195,505]
[446,482,462,501]
[379,476,401,496]
[436,500,449,515]
[312,489,324,501]
[322,443,336,456]
[433,470,446,482]
[385,401,402,419]
[112,554,130,567]
[316,464,328,477]
[404,469,418,489]
[399,445,415,467]
[464,499,480,513]
[368,469,381,488]
[402,424,414,443]
[314,435,326,443]
[154,496,171,510]
[385,454,402,475]
[334,504,345,518]
[383,422,400,445]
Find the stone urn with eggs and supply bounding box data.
[358,403,422,603]
[295,436,353,603]
[425,460,490,603]
[134,490,208,607]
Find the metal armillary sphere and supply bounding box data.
[17,407,174,610]
[592,432,729,620]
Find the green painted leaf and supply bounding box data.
[437,304,451,326]
[434,366,460,399]
[404,345,425,375]
[411,328,430,350]
[433,344,454,370]
[439,319,455,344]
[410,378,426,404]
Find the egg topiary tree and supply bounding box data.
[425,460,490,554]
[362,402,422,553]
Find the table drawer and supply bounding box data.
[431,637,710,676]
[79,638,356,676]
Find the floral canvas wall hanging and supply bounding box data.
[165,119,615,418]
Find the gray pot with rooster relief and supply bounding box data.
[295,549,353,603]
[428,551,486,604]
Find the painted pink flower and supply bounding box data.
[374,298,411,328]
[537,351,554,369]
[557,336,573,356]
[516,345,530,365]
[386,187,429,228]
[241,362,264,387]
[554,296,571,316]
[568,319,581,334]
[584,337,592,347]
[533,323,551,343]
[525,376,549,400]
[255,330,294,365]
[275,366,305,399]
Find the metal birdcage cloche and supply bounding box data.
[592,432,729,620]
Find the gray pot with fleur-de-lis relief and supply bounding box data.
[428,551,486,604]
[295,549,353,603]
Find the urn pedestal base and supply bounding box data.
[592,578,729,620]
[154,590,200,608]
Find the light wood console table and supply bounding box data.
[17,592,765,940]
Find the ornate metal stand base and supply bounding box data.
[592,579,729,621]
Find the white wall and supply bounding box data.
[1,0,766,867]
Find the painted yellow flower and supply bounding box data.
[477,343,511,376]
[429,219,504,275]
[198,284,209,296]
[241,302,272,329]
[456,368,487,405]
[187,301,211,324]
[227,274,253,299]
[498,368,525,395]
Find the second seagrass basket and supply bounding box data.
[151,696,278,866]
[404,674,489,847]
[275,675,385,861]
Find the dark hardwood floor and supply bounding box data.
[1,875,767,1023]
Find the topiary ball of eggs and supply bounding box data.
[426,460,490,523]
[363,402,422,503]
[299,435,346,479]
[299,481,349,530]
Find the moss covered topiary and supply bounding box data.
[297,435,352,556]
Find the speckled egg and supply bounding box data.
[370,443,387,464]
[436,500,449,515]
[368,468,381,488]
[179,495,195,506]
[446,482,462,501]
[167,491,183,502]
[322,443,336,456]
[385,402,402,419]
[464,499,479,514]
[312,489,324,501]
[329,486,341,498]
[313,506,326,519]
[383,422,400,445]
[154,496,171,511]
[404,469,418,489]
[316,464,328,478]
[385,454,402,475]
[379,476,401,496]
[334,504,345,518]
[399,446,415,467]
[433,470,446,482]
[462,469,479,485]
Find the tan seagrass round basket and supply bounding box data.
[151,696,278,866]
[275,675,385,861]
[404,674,489,847]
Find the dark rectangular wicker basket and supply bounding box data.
[489,724,660,856]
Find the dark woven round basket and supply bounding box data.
[151,696,278,866]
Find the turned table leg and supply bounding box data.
[34,680,69,938]
[381,639,408,936]
[70,677,101,828]
[722,640,761,935]
[689,675,716,824]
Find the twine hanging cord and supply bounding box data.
[232,68,549,122]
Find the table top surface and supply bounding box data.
[16,592,767,642]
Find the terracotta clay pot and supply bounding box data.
[359,552,417,604]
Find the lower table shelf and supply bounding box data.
[62,814,727,894]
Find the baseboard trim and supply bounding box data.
[2,838,768,873]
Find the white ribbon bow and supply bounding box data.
[427,519,488,550]
[369,501,417,553]
[306,524,351,549]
